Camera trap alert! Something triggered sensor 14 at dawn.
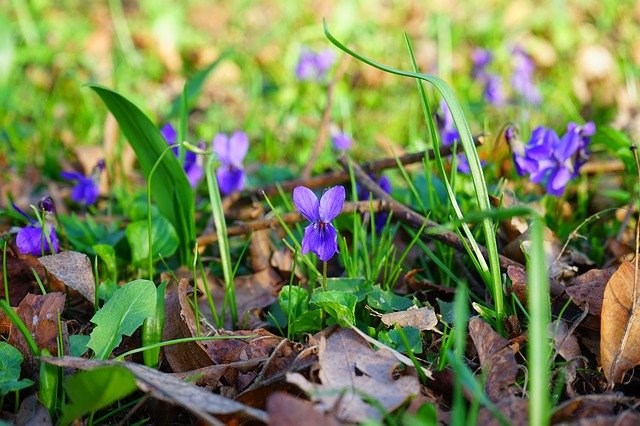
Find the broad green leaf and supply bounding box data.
[325,277,372,301]
[89,85,195,265]
[125,216,179,267]
[0,342,33,395]
[61,365,137,425]
[69,335,90,357]
[278,285,309,319]
[93,244,117,283]
[290,309,323,334]
[378,326,423,354]
[367,286,413,313]
[311,290,358,327]
[87,279,156,359]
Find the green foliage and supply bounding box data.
[0,342,33,396]
[89,85,195,266]
[61,365,137,425]
[378,326,422,354]
[125,216,179,268]
[87,279,156,359]
[69,335,90,357]
[311,290,358,327]
[59,214,125,255]
[142,281,166,368]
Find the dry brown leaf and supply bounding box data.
[379,306,438,331]
[600,259,640,384]
[468,317,518,401]
[267,392,339,426]
[8,292,68,377]
[551,394,635,423]
[550,319,582,362]
[39,251,95,304]
[42,356,269,424]
[287,328,420,423]
[566,268,615,315]
[14,394,52,426]
[477,395,527,426]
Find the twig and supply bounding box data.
[234,138,483,205]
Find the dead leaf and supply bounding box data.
[287,328,420,423]
[565,268,615,316]
[379,306,438,331]
[551,394,634,423]
[8,292,68,377]
[600,259,640,384]
[468,317,518,401]
[550,319,582,362]
[42,356,269,424]
[477,395,527,426]
[39,251,95,304]
[14,394,52,426]
[267,392,339,426]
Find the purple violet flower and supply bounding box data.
[332,131,352,151]
[471,48,493,79]
[60,160,104,206]
[213,131,249,195]
[512,122,595,196]
[161,123,204,188]
[293,185,345,262]
[295,48,335,81]
[511,46,541,105]
[14,198,59,256]
[483,74,506,106]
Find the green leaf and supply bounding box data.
[125,216,179,266]
[311,290,358,327]
[278,285,309,319]
[290,309,323,334]
[378,326,423,354]
[93,243,117,283]
[69,335,90,357]
[0,342,33,396]
[61,365,137,425]
[325,277,372,301]
[89,85,195,265]
[367,286,413,313]
[87,279,156,359]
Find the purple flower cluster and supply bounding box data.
[14,198,59,256]
[60,160,105,206]
[161,124,204,188]
[332,131,352,152]
[213,131,249,195]
[295,48,334,81]
[471,48,506,106]
[511,46,541,105]
[512,122,595,196]
[293,185,345,262]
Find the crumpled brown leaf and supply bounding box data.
[566,267,615,316]
[39,251,95,304]
[379,305,438,331]
[42,356,269,424]
[468,317,518,401]
[287,327,420,423]
[8,292,68,377]
[267,392,339,426]
[600,259,640,384]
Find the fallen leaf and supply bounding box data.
[267,392,339,426]
[14,394,52,426]
[39,251,95,304]
[477,395,527,426]
[8,292,68,376]
[549,319,581,362]
[566,268,615,316]
[379,306,438,331]
[42,356,269,424]
[551,394,634,423]
[468,317,518,401]
[287,328,420,423]
[600,259,640,384]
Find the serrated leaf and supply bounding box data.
[87,279,156,359]
[125,216,179,266]
[89,85,195,265]
[61,365,137,425]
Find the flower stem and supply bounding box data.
[322,261,328,291]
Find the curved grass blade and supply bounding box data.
[323,22,503,326]
[89,85,195,265]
